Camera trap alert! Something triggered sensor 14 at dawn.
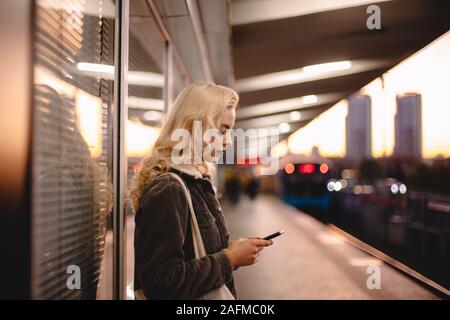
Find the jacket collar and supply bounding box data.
[169,165,216,194]
[170,164,204,179]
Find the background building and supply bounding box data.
[394,93,422,158]
[346,95,372,161]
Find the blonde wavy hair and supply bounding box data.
[129,82,239,212]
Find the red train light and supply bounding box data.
[319,163,329,174]
[284,163,295,174]
[299,163,315,174]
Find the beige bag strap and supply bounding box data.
[166,172,206,259]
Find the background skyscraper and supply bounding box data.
[346,95,372,161]
[394,93,422,158]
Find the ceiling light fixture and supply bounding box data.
[128,96,164,111]
[237,94,321,120]
[143,110,163,122]
[303,61,352,75]
[278,122,291,133]
[76,62,164,87]
[290,111,302,121]
[235,59,387,93]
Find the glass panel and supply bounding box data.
[126,1,167,299]
[32,0,115,299]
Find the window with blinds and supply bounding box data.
[32,0,115,299]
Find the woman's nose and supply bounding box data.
[223,132,233,149]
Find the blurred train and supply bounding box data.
[277,154,333,210]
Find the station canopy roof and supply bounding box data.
[231,0,450,136]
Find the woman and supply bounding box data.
[130,82,273,299]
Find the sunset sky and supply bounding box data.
[288,31,450,158]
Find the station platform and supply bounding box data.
[222,195,440,300]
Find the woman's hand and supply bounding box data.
[226,237,273,267]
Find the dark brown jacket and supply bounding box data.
[134,168,235,299]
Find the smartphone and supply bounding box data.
[263,229,285,240]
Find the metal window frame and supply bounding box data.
[113,0,129,301]
[164,41,174,112]
[146,0,192,90]
[113,0,195,300]
[185,0,214,82]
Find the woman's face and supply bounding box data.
[201,97,237,164]
[203,103,236,163]
[217,103,236,152]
